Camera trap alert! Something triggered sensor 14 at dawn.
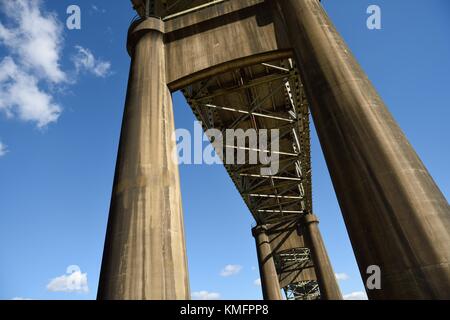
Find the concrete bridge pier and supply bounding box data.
[252,225,283,300]
[278,0,450,299]
[97,17,190,300]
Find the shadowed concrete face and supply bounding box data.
[255,220,342,300]
[97,19,190,300]
[300,215,342,300]
[278,0,450,299]
[253,225,283,300]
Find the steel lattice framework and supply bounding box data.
[284,281,320,301]
[274,248,320,300]
[182,58,318,298]
[182,58,312,226]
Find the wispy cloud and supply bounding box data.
[192,291,221,300]
[0,0,66,83]
[220,264,243,277]
[0,57,61,127]
[47,265,89,294]
[343,291,368,300]
[335,273,350,281]
[0,141,7,157]
[253,278,261,286]
[0,0,112,129]
[72,46,111,78]
[11,297,33,300]
[0,0,63,127]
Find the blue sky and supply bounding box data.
[0,0,448,300]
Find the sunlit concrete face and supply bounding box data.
[97,19,189,300]
[97,0,450,300]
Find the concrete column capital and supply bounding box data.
[301,214,320,226]
[127,17,165,55]
[252,225,270,237]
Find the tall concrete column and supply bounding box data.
[97,18,190,300]
[252,225,283,300]
[277,0,450,299]
[300,215,342,300]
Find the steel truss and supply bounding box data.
[274,248,320,300]
[284,280,320,301]
[182,58,312,225]
[181,57,318,298]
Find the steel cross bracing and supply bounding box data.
[182,57,317,299]
[182,58,313,226]
[285,280,320,301]
[274,248,321,300]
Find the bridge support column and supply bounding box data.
[252,225,283,300]
[278,0,450,299]
[300,215,342,300]
[98,18,190,300]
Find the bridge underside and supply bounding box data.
[182,58,311,226]
[181,56,320,299]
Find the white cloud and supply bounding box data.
[0,141,7,157]
[192,291,221,300]
[0,1,111,128]
[253,278,261,286]
[335,273,350,281]
[72,46,111,78]
[0,0,63,127]
[0,57,61,127]
[0,0,66,83]
[11,297,33,300]
[343,291,368,300]
[47,265,89,294]
[220,264,243,277]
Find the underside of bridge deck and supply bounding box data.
[181,57,336,300]
[182,58,311,226]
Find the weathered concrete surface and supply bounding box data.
[277,0,450,299]
[97,18,190,300]
[253,225,283,300]
[163,0,291,89]
[300,215,342,300]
